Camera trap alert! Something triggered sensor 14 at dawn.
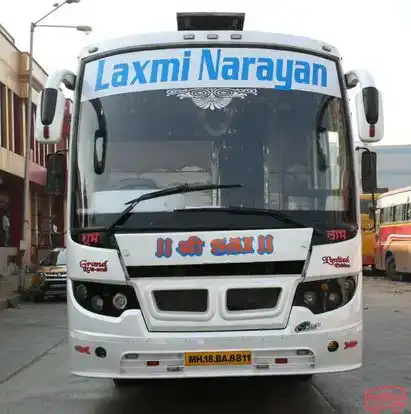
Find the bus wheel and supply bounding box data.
[385,255,402,281]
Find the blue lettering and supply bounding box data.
[256,58,274,81]
[221,57,240,80]
[294,61,311,84]
[241,57,256,80]
[275,59,294,90]
[312,63,327,87]
[150,58,180,83]
[181,50,191,81]
[92,49,329,93]
[199,49,221,80]
[131,60,150,85]
[95,59,109,91]
[112,63,129,87]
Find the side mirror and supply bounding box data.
[355,86,384,143]
[46,153,66,195]
[93,129,107,175]
[361,151,377,193]
[368,205,375,220]
[35,88,66,144]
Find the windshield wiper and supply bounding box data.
[107,183,242,232]
[173,206,324,234]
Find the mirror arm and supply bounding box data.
[345,69,375,90]
[45,69,76,91]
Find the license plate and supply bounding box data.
[184,350,252,366]
[50,284,65,288]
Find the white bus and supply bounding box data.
[35,12,384,385]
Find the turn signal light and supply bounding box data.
[147,361,160,367]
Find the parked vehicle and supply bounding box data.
[28,248,67,301]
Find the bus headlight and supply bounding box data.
[91,295,104,312]
[72,281,140,317]
[75,284,88,301]
[113,293,127,310]
[293,276,358,314]
[303,291,317,306]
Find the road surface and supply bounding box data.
[0,276,410,414]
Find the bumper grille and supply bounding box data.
[153,289,208,312]
[127,261,305,278]
[226,288,281,311]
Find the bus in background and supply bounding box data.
[34,12,384,385]
[360,190,387,271]
[375,186,411,280]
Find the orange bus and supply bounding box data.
[375,186,411,280]
[360,193,379,271]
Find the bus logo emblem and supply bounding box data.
[295,321,320,332]
[322,256,350,268]
[80,260,108,273]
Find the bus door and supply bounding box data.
[374,208,383,270]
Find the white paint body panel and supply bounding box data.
[66,30,363,379]
[115,228,313,266]
[80,31,341,61]
[68,276,363,379]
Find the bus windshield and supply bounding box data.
[72,47,355,232]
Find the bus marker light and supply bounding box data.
[275,358,288,364]
[147,361,160,366]
[344,340,358,350]
[327,341,339,352]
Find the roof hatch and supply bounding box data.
[176,12,245,31]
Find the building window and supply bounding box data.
[13,94,22,155]
[0,83,5,148]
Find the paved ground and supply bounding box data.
[0,276,410,414]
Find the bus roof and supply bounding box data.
[79,31,341,61]
[376,186,411,208]
[378,186,411,199]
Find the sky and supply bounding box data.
[2,0,410,145]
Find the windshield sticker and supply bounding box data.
[81,48,341,102]
[322,256,350,268]
[155,234,274,259]
[166,87,258,110]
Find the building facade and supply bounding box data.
[0,25,69,275]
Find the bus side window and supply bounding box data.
[388,206,394,223]
[401,203,406,222]
[375,209,380,231]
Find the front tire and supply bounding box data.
[385,255,402,281]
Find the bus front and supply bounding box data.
[35,13,384,383]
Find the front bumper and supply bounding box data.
[70,324,362,379]
[69,300,362,380]
[68,273,363,379]
[28,279,67,296]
